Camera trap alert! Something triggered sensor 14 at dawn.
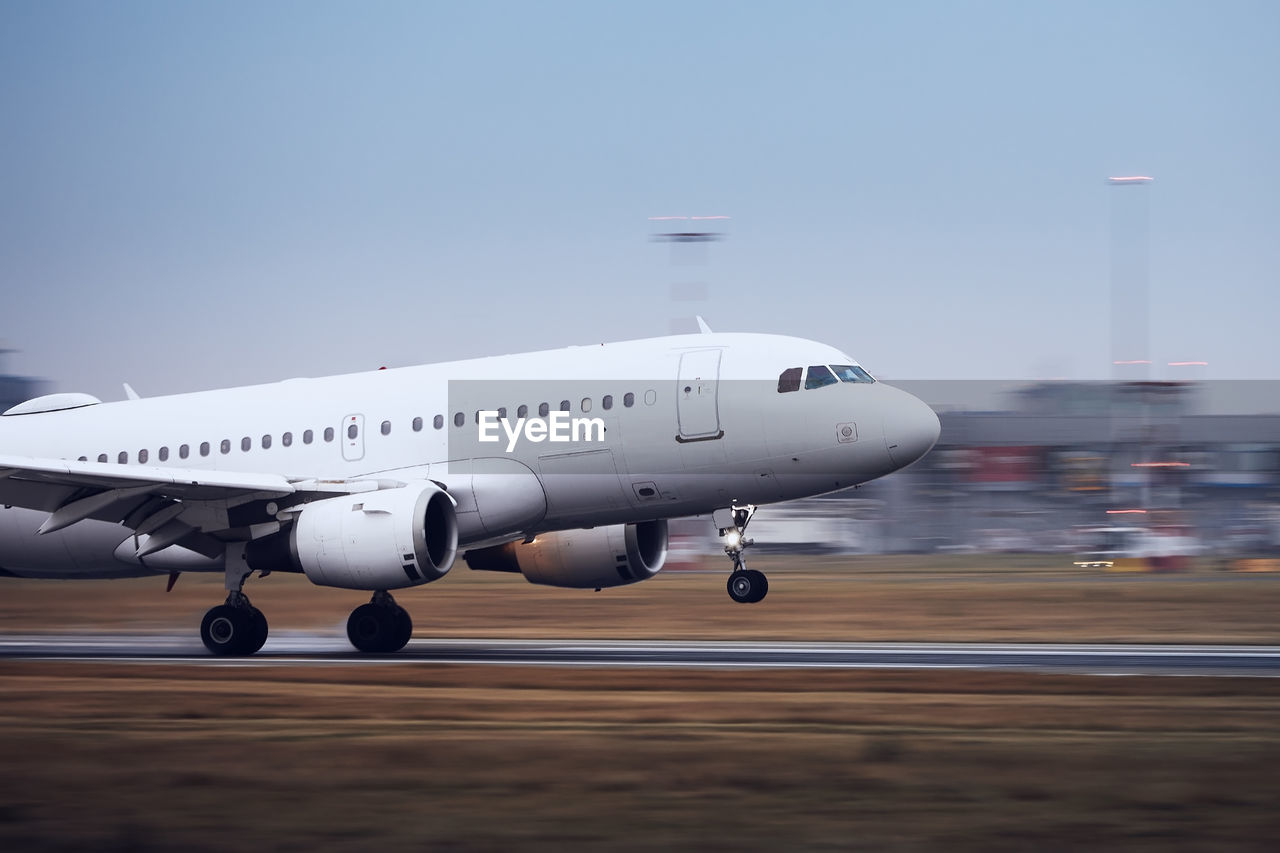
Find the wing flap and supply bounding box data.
[36,484,158,534]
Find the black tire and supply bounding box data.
[246,607,269,655]
[201,605,253,656]
[392,606,413,652]
[348,603,397,653]
[727,570,769,604]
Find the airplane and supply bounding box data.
[0,323,940,655]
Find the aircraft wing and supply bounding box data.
[0,454,371,558]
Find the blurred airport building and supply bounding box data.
[693,380,1280,560]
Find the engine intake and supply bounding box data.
[248,482,458,590]
[465,520,667,589]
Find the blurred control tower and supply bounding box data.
[649,215,729,334]
[1108,176,1154,379]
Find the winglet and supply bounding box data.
[123,383,140,401]
[695,315,713,334]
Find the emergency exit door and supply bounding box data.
[342,414,365,462]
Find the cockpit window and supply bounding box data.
[777,367,802,393]
[804,365,838,390]
[831,364,876,383]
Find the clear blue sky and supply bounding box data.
[1,0,1276,398]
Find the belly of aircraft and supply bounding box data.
[0,507,161,579]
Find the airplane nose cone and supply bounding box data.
[883,387,941,468]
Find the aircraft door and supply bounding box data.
[341,414,365,462]
[676,349,723,441]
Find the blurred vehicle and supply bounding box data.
[1073,525,1201,571]
[748,499,879,554]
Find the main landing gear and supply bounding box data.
[346,590,413,654]
[199,558,413,656]
[716,505,768,604]
[200,566,269,656]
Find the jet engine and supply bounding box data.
[464,520,667,589]
[247,482,458,590]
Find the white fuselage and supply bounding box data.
[0,331,939,579]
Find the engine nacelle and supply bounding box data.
[252,482,458,591]
[465,520,667,589]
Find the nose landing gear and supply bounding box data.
[716,505,768,604]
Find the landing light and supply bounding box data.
[724,531,742,549]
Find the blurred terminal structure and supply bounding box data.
[686,380,1280,563]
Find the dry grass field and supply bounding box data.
[2,555,1279,850]
[2,554,1278,643]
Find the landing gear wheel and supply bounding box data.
[246,607,269,655]
[347,598,412,653]
[393,606,413,651]
[201,604,258,656]
[727,569,768,604]
[201,568,270,656]
[348,603,391,653]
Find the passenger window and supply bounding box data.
[804,365,838,390]
[282,432,292,447]
[98,453,108,463]
[517,404,528,419]
[433,415,443,430]
[381,420,391,436]
[180,444,190,459]
[118,451,128,464]
[560,400,570,412]
[261,435,271,449]
[581,397,592,412]
[348,424,359,439]
[453,412,464,428]
[497,407,506,420]
[412,417,422,432]
[78,456,87,462]
[303,429,314,445]
[602,395,613,410]
[538,402,549,417]
[324,427,335,442]
[201,442,211,457]
[159,447,169,462]
[644,390,657,405]
[221,440,231,454]
[777,367,802,393]
[138,449,149,464]
[241,437,252,452]
[623,392,634,408]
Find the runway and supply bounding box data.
[1,634,1278,675]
